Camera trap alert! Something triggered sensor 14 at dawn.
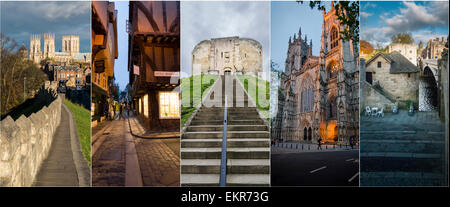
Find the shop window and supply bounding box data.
[143,94,149,118]
[159,91,180,119]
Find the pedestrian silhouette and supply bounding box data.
[317,138,322,150]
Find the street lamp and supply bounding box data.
[24,77,26,101]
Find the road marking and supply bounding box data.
[309,166,327,173]
[346,158,354,162]
[348,172,359,182]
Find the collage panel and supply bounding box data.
[359,1,449,186]
[180,1,271,186]
[1,1,91,186]
[91,1,180,186]
[270,1,360,186]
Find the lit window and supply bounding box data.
[143,94,149,118]
[159,91,180,119]
[138,98,142,114]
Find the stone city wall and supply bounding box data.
[0,81,61,186]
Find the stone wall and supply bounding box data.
[362,81,396,111]
[0,82,61,186]
[192,37,262,77]
[366,56,419,103]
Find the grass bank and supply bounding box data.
[236,75,270,120]
[64,99,91,166]
[180,74,218,127]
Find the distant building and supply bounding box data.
[423,37,447,60]
[388,43,417,66]
[192,36,263,77]
[29,34,91,65]
[18,44,28,59]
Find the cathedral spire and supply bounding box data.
[298,27,302,38]
[293,33,296,41]
[289,36,292,44]
[309,39,313,57]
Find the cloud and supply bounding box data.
[360,12,372,19]
[1,1,91,52]
[361,1,449,47]
[181,1,270,78]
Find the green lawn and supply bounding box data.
[64,99,91,166]
[236,75,270,120]
[180,74,218,127]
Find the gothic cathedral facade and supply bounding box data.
[274,5,359,144]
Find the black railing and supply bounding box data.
[219,92,228,186]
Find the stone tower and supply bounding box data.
[43,33,55,59]
[29,34,41,63]
[62,35,80,54]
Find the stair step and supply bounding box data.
[182,131,269,139]
[190,119,265,126]
[181,138,270,148]
[180,174,270,186]
[187,125,268,132]
[181,159,270,174]
[181,147,270,159]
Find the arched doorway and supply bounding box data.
[224,67,232,75]
[419,67,438,111]
[304,127,307,141]
[308,127,312,141]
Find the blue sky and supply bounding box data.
[1,1,90,52]
[271,1,331,72]
[361,1,449,48]
[114,1,129,92]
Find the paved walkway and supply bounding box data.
[92,117,127,186]
[272,142,358,154]
[360,110,446,186]
[135,138,180,186]
[92,112,180,186]
[128,111,180,138]
[33,104,78,186]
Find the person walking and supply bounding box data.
[119,103,123,120]
[317,138,322,150]
[349,136,354,149]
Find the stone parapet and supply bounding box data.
[0,92,62,186]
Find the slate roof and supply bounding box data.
[366,51,419,74]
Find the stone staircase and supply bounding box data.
[360,111,447,186]
[181,75,270,186]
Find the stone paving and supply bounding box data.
[33,104,78,186]
[134,138,180,186]
[92,111,180,186]
[360,110,446,186]
[128,111,180,139]
[92,118,126,186]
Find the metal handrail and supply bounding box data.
[219,91,228,186]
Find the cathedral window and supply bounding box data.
[328,61,338,79]
[330,27,339,50]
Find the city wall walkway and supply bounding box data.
[33,102,90,186]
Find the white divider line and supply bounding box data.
[348,172,359,182]
[309,166,327,174]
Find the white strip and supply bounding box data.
[346,158,354,162]
[309,166,327,173]
[348,172,359,182]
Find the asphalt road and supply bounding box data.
[271,150,359,186]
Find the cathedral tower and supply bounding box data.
[44,33,55,59]
[62,35,80,54]
[29,34,42,63]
